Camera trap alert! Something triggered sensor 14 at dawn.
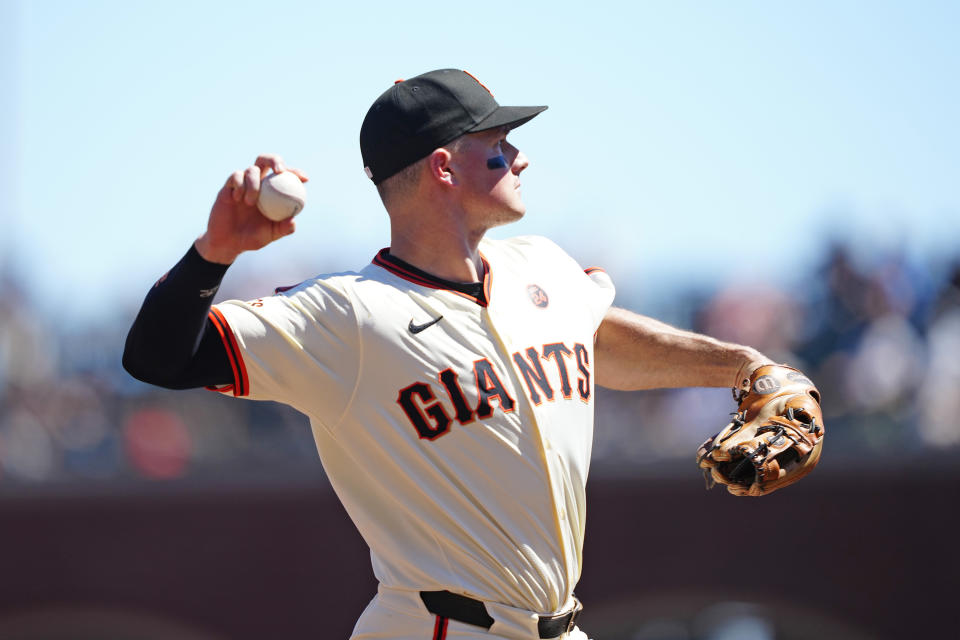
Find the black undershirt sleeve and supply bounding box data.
[122,245,234,389]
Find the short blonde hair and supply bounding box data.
[375,156,426,208]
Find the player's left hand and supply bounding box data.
[696,364,825,496]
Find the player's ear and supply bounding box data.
[427,148,457,187]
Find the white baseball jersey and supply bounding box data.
[208,235,615,615]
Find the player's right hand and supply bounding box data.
[195,153,309,265]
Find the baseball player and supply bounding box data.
[124,69,771,639]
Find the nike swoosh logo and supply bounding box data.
[408,315,444,334]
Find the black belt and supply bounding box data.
[420,590,582,638]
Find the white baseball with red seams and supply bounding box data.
[256,170,307,221]
[207,235,613,639]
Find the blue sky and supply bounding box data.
[4,1,958,325]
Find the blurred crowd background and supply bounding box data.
[4,1,958,494]
[1,236,957,488]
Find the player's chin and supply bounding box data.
[508,195,527,218]
[492,206,526,227]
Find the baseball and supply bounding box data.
[257,171,307,221]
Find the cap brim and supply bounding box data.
[468,105,548,133]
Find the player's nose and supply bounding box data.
[512,150,530,174]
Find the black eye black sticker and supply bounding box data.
[487,155,508,170]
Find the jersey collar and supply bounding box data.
[372,249,492,307]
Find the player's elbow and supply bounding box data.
[122,334,186,390]
[122,349,171,388]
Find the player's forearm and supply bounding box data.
[594,307,769,391]
[122,245,233,388]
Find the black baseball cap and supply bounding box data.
[360,69,548,185]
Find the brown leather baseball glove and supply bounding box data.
[697,364,824,496]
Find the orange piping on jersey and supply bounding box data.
[274,280,305,294]
[449,290,486,306]
[584,267,606,275]
[373,250,444,288]
[208,307,249,397]
[432,615,449,640]
[205,383,235,395]
[480,254,492,305]
[372,249,490,307]
[443,255,491,306]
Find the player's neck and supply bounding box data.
[389,222,486,284]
